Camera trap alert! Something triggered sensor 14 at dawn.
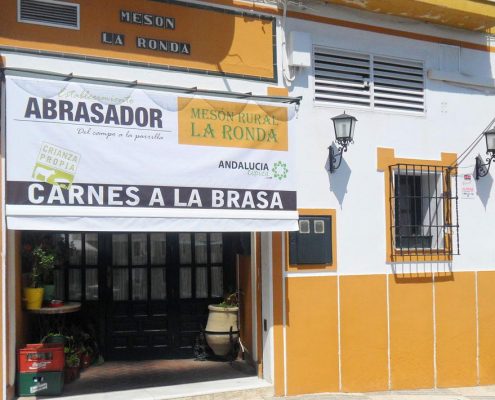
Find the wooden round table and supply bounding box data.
[27,302,82,340]
[27,302,81,315]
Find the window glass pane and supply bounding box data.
[54,269,64,300]
[196,267,208,298]
[210,233,223,264]
[85,233,98,266]
[150,233,166,265]
[195,233,207,264]
[112,234,128,266]
[299,220,310,234]
[314,220,325,234]
[132,268,148,300]
[179,267,192,298]
[85,268,98,300]
[53,234,66,266]
[68,269,81,300]
[68,233,82,265]
[113,268,128,301]
[179,233,192,265]
[211,266,223,298]
[151,268,166,300]
[132,233,147,265]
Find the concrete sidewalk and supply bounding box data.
[277,385,495,399]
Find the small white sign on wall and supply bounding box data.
[461,173,475,199]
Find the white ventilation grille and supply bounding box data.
[373,56,425,112]
[314,47,425,114]
[314,48,371,107]
[18,0,80,30]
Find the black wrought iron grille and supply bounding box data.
[389,164,459,259]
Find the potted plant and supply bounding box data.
[204,292,239,357]
[64,353,80,383]
[33,246,56,302]
[23,246,50,310]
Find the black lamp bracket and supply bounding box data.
[475,153,495,180]
[328,140,352,173]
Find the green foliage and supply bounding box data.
[27,246,55,287]
[217,292,239,308]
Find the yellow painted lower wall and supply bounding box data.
[282,271,495,395]
[477,271,495,385]
[435,273,477,388]
[389,275,434,390]
[285,276,339,395]
[340,275,389,392]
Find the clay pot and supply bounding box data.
[24,287,44,310]
[205,305,239,357]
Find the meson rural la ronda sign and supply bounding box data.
[0,1,276,80]
[5,76,297,231]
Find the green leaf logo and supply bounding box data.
[272,161,288,180]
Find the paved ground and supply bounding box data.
[278,385,495,399]
[61,358,256,396]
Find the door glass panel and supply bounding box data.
[85,233,98,265]
[179,233,192,265]
[211,266,223,298]
[196,267,208,298]
[113,268,129,301]
[151,268,166,300]
[68,269,81,300]
[132,268,148,300]
[132,233,147,265]
[68,233,82,265]
[54,269,64,300]
[210,233,223,264]
[150,233,166,265]
[195,233,207,264]
[85,268,98,300]
[179,267,192,298]
[112,234,128,266]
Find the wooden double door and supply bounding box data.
[62,232,236,360]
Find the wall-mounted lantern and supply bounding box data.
[475,128,495,179]
[329,112,357,173]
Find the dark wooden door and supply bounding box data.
[104,232,231,360]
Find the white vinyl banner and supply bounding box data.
[5,76,298,232]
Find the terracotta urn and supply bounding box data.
[205,305,239,356]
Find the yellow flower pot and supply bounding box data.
[24,287,44,310]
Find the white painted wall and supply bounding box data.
[282,8,495,276]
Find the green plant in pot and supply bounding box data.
[39,248,56,302]
[23,246,47,310]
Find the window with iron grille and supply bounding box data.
[314,47,425,113]
[389,164,459,259]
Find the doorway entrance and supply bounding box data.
[22,231,239,360]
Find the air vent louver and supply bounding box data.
[314,48,371,107]
[314,47,424,114]
[19,0,79,29]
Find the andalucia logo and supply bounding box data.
[272,161,288,181]
[218,160,289,180]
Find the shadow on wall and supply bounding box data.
[327,143,351,208]
[474,164,493,209]
[391,262,453,283]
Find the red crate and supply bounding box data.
[18,343,65,373]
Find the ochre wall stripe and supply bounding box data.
[206,1,495,53]
[389,275,434,390]
[435,272,477,388]
[477,271,495,385]
[272,232,285,396]
[340,275,388,392]
[285,276,339,395]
